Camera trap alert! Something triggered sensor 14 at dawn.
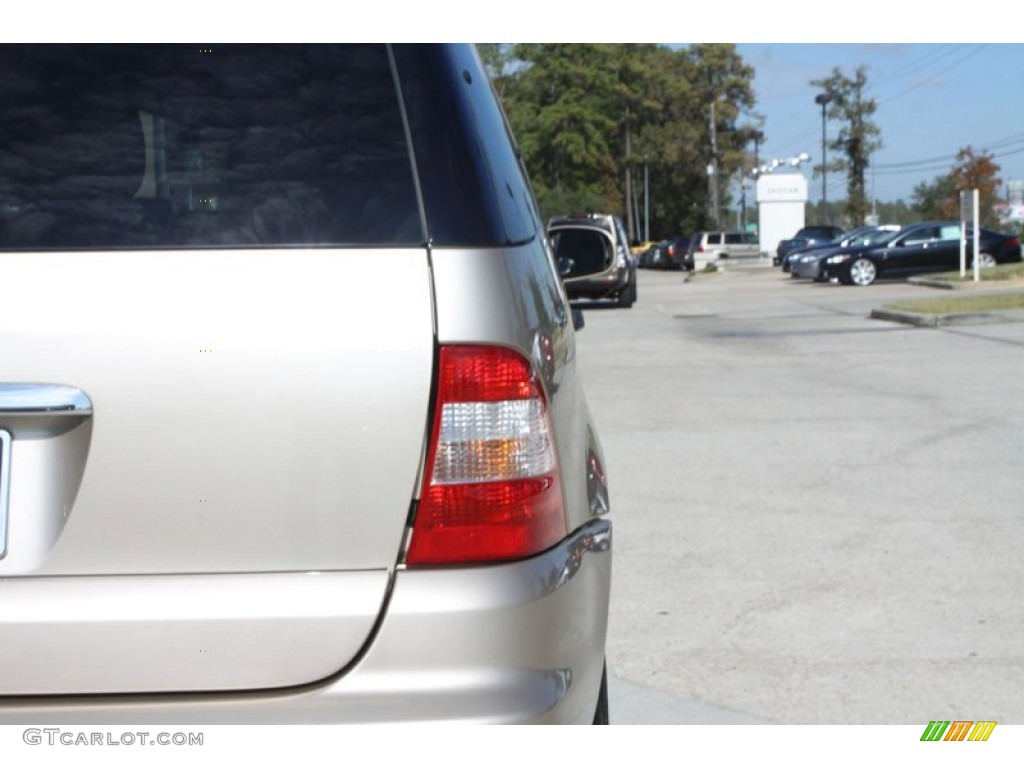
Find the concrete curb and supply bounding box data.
[907,277,956,290]
[870,307,1024,327]
[908,276,1024,291]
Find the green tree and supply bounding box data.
[912,174,959,220]
[490,44,759,238]
[689,44,756,228]
[810,66,882,226]
[501,44,621,217]
[911,147,1002,228]
[948,146,1003,228]
[872,198,917,225]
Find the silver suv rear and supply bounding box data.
[0,44,611,724]
[688,230,761,263]
[549,213,637,308]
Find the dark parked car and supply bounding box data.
[638,239,671,269]
[549,213,637,307]
[636,243,657,268]
[667,236,694,271]
[790,225,900,281]
[776,225,846,268]
[820,221,1022,286]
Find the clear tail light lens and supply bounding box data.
[406,345,566,566]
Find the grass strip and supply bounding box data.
[885,292,1024,315]
[929,263,1024,282]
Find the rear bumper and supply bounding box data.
[0,519,612,724]
[565,270,630,300]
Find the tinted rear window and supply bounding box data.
[0,44,422,250]
[392,44,537,247]
[800,227,839,238]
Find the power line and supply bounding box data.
[874,136,1024,173]
[769,45,994,190]
[872,146,1024,179]
[875,44,988,106]
[991,145,1024,162]
[875,151,986,171]
[866,44,972,94]
[766,45,982,171]
[981,132,1024,151]
[873,162,957,177]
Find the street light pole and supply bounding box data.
[744,129,763,233]
[740,171,746,230]
[643,156,649,242]
[709,101,720,227]
[814,92,832,224]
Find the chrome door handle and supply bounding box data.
[0,384,93,415]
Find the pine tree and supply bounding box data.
[810,66,882,226]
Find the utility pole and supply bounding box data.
[630,173,641,238]
[624,109,635,240]
[740,170,746,230]
[745,129,763,232]
[871,165,877,223]
[815,92,832,225]
[709,100,720,227]
[643,157,650,242]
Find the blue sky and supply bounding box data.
[737,44,1024,204]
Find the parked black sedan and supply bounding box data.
[820,221,1022,286]
[776,225,846,268]
[790,225,900,281]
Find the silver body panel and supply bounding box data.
[0,241,611,717]
[0,521,611,723]
[0,571,387,694]
[0,248,433,576]
[0,43,610,722]
[0,248,433,691]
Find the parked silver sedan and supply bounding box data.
[0,44,611,724]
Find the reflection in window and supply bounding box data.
[0,44,421,250]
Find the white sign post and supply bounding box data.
[960,189,980,282]
[973,189,980,284]
[959,192,966,278]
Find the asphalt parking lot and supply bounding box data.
[577,263,1024,724]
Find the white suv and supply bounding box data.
[688,230,761,263]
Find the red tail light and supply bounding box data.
[1007,237,1020,249]
[406,345,566,566]
[696,243,704,253]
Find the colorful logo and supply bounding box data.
[920,721,997,742]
